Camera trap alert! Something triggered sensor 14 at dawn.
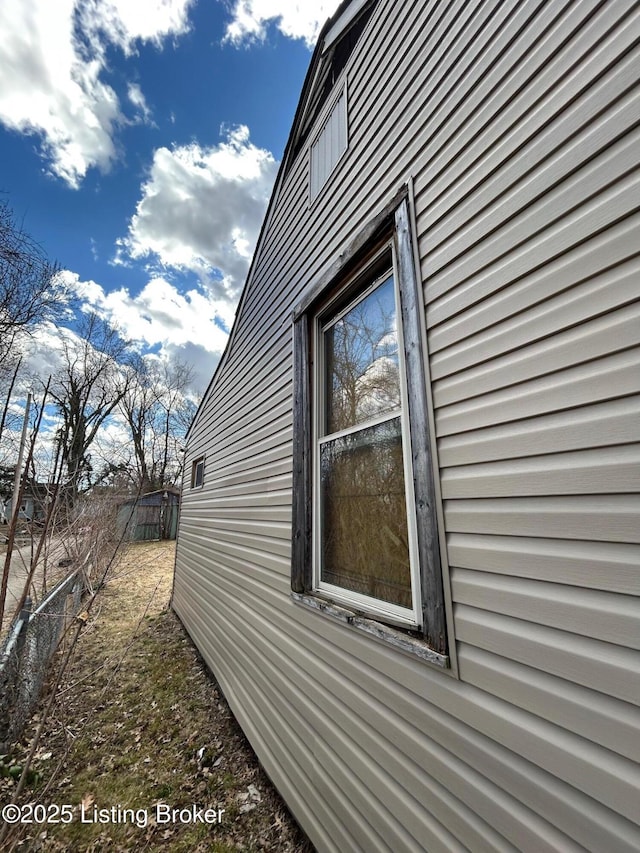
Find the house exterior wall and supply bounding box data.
[172,1,640,851]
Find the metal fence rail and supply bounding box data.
[0,566,86,749]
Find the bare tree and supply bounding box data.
[0,200,68,368]
[0,355,22,454]
[119,356,196,493]
[49,313,132,500]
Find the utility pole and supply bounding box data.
[11,392,31,523]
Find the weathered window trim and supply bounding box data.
[291,592,448,667]
[292,194,449,663]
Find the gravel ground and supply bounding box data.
[0,540,314,852]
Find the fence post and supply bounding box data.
[15,597,31,657]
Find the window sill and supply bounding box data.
[291,592,450,669]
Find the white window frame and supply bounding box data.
[312,256,422,627]
[191,456,205,489]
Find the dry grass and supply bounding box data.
[1,540,314,852]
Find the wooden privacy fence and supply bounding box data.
[116,489,180,542]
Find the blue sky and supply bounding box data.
[0,0,341,393]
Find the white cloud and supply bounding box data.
[67,271,230,356]
[0,0,193,187]
[120,125,278,294]
[56,270,227,393]
[223,0,341,47]
[77,0,192,54]
[21,322,70,385]
[127,83,154,124]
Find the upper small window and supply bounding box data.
[288,1,377,167]
[191,457,205,489]
[310,87,347,201]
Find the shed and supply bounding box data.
[173,1,640,851]
[117,488,180,542]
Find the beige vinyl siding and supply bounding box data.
[173,0,640,850]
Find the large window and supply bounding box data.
[317,266,418,624]
[292,197,448,661]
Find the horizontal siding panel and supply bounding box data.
[206,425,292,472]
[228,0,573,361]
[199,324,290,401]
[437,397,640,467]
[179,521,290,557]
[183,487,291,510]
[183,471,291,500]
[178,528,290,579]
[451,569,640,649]
[174,560,640,851]
[180,513,290,540]
[441,446,640,498]
[433,302,640,407]
[197,351,291,446]
[425,171,640,328]
[427,116,640,290]
[455,604,640,707]
[212,325,290,401]
[182,502,291,523]
[414,0,634,230]
[293,603,640,853]
[174,562,613,852]
[446,533,640,595]
[430,263,639,381]
[423,65,640,277]
[427,213,640,350]
[457,645,640,763]
[444,496,640,543]
[212,400,291,456]
[435,349,640,436]
[191,368,290,458]
[203,454,291,488]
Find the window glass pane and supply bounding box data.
[324,274,401,434]
[320,417,412,608]
[193,459,204,488]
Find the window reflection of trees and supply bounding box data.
[319,272,413,609]
[325,275,401,434]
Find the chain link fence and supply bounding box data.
[0,565,87,750]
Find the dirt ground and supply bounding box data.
[0,540,314,852]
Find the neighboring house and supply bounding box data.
[1,478,50,525]
[117,488,180,542]
[172,2,640,851]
